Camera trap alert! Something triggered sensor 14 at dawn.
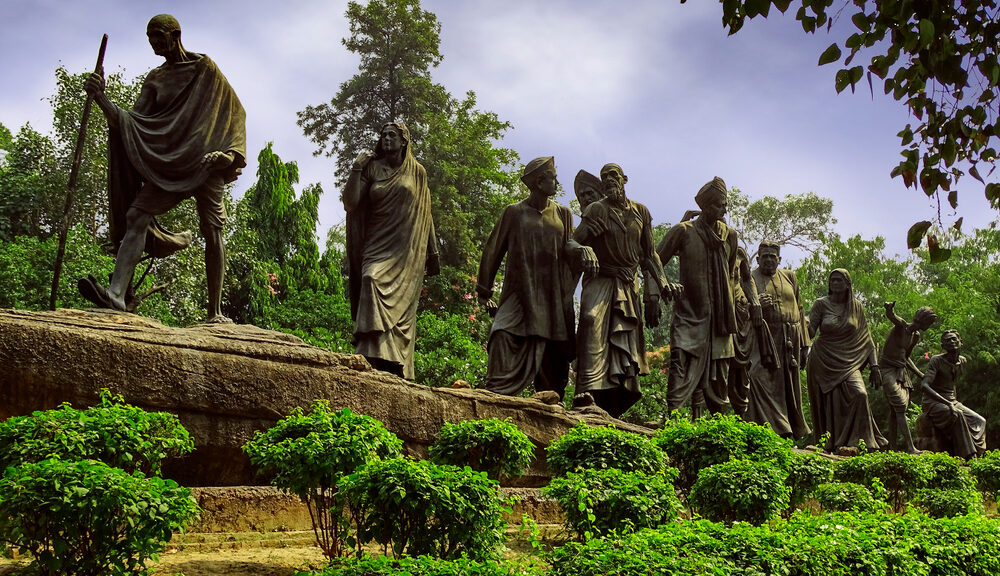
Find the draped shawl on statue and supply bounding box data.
[108,54,247,257]
[806,269,875,394]
[346,140,436,378]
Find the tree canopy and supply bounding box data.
[699,0,1000,255]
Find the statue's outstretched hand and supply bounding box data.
[478,295,498,318]
[870,366,883,389]
[84,70,105,97]
[352,151,375,170]
[884,301,896,314]
[425,252,441,277]
[661,282,684,302]
[644,295,661,327]
[202,151,234,170]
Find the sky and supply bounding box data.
[3,0,997,266]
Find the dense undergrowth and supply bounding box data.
[3,395,999,576]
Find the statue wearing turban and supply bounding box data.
[654,177,741,416]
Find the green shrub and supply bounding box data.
[429,418,535,481]
[296,554,542,576]
[339,458,507,560]
[414,310,488,387]
[969,450,1000,498]
[911,488,984,518]
[655,413,793,490]
[920,451,977,491]
[812,482,886,513]
[785,451,836,510]
[243,402,402,558]
[548,511,1000,576]
[0,457,199,576]
[833,451,932,512]
[688,459,790,525]
[546,422,666,477]
[0,390,193,475]
[542,467,681,538]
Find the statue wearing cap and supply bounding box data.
[476,157,597,398]
[654,177,741,417]
[572,163,678,417]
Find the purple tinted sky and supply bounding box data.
[3,0,996,265]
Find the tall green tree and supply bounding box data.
[297,0,521,271]
[297,0,449,185]
[700,0,1000,251]
[0,124,62,240]
[46,66,144,237]
[728,187,836,256]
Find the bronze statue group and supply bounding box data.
[80,15,987,461]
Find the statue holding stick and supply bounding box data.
[78,14,246,322]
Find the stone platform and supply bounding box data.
[0,308,650,487]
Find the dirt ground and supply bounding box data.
[0,533,329,576]
[0,527,557,576]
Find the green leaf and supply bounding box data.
[851,12,869,31]
[907,221,932,249]
[818,43,842,66]
[927,235,951,263]
[835,69,851,93]
[919,19,935,48]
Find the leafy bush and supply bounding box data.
[812,482,886,513]
[833,451,932,512]
[911,488,984,518]
[969,450,1000,498]
[548,510,1000,576]
[543,467,681,538]
[296,554,542,576]
[688,459,790,525]
[920,451,977,491]
[0,457,199,576]
[243,402,402,557]
[546,422,666,477]
[0,390,194,475]
[429,418,535,481]
[339,458,507,560]
[655,413,794,490]
[414,310,488,387]
[785,451,836,510]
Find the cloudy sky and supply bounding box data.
[3,0,996,265]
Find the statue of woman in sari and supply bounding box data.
[806,269,887,453]
[343,122,440,378]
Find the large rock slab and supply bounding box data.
[0,308,650,486]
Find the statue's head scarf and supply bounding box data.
[377,121,413,161]
[521,156,555,186]
[827,268,853,298]
[695,176,727,209]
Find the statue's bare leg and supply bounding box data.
[201,218,229,323]
[108,206,154,311]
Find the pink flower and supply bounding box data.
[924,352,930,359]
[468,314,476,321]
[464,293,472,300]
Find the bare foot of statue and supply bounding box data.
[203,314,233,325]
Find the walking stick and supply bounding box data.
[49,34,108,310]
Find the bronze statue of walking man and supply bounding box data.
[477,157,597,399]
[80,14,246,322]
